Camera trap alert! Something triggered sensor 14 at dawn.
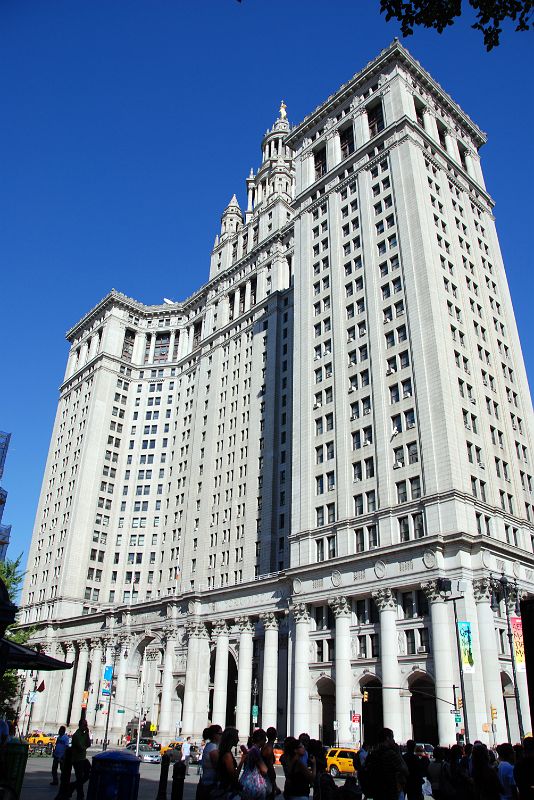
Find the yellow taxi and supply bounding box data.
[325,747,359,777]
[160,740,182,756]
[26,732,56,746]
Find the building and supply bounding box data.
[0,432,12,561]
[20,41,534,746]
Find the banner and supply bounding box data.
[457,621,475,673]
[511,617,526,672]
[101,664,113,696]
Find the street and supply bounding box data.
[20,750,202,800]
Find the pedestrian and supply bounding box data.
[196,724,222,800]
[358,728,408,800]
[309,739,338,800]
[183,735,192,775]
[426,747,457,800]
[261,726,279,799]
[298,733,311,766]
[240,729,269,800]
[514,737,534,800]
[496,744,517,800]
[198,737,206,776]
[70,718,91,800]
[471,743,502,800]
[283,736,316,800]
[215,727,246,800]
[403,740,426,800]
[50,725,69,786]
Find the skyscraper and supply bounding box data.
[20,41,533,746]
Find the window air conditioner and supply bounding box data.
[348,387,355,393]
[417,646,427,654]
[350,414,358,422]
[478,461,485,469]
[407,422,416,429]
[357,652,366,659]
[403,391,412,398]
[386,368,393,375]
[470,398,476,405]
[363,408,371,415]
[363,440,370,447]
[393,461,403,469]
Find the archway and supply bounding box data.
[501,672,517,743]
[317,677,336,746]
[226,652,238,727]
[409,673,438,745]
[361,678,383,746]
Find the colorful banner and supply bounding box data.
[101,664,113,696]
[511,617,526,672]
[458,621,475,673]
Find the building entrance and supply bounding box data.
[317,677,335,745]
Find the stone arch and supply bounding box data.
[407,670,438,746]
[316,676,336,746]
[359,674,383,746]
[501,670,518,743]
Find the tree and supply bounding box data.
[380,0,532,49]
[0,555,32,717]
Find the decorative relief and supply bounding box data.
[259,612,279,631]
[472,577,492,604]
[328,596,351,618]
[331,570,342,588]
[399,559,413,574]
[372,587,396,611]
[235,616,254,635]
[312,578,323,590]
[481,551,493,570]
[212,621,229,639]
[293,578,303,595]
[353,569,366,582]
[293,603,310,623]
[374,560,386,579]
[423,550,436,569]
[513,561,522,579]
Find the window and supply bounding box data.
[340,125,355,158]
[315,147,327,180]
[368,103,385,137]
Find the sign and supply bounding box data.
[511,617,526,672]
[333,720,338,730]
[457,621,475,673]
[81,691,89,709]
[117,709,125,714]
[455,714,462,724]
[251,705,258,717]
[27,692,37,704]
[150,724,157,732]
[482,723,490,733]
[450,709,457,715]
[352,713,361,723]
[101,665,113,696]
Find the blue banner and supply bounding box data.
[101,664,113,696]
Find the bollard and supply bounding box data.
[155,752,171,800]
[171,760,186,800]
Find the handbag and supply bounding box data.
[240,766,267,800]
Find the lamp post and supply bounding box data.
[437,578,470,745]
[492,573,524,741]
[102,642,128,752]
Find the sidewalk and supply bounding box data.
[20,754,202,800]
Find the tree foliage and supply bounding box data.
[380,0,532,49]
[0,555,32,718]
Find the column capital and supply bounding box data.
[259,612,279,631]
[90,638,103,651]
[293,602,310,623]
[473,577,493,604]
[235,616,254,634]
[372,587,397,611]
[212,620,229,639]
[77,640,90,653]
[162,624,177,643]
[63,641,75,655]
[328,596,351,618]
[421,580,447,604]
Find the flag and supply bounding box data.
[37,681,45,693]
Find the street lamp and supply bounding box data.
[437,578,470,745]
[491,573,524,741]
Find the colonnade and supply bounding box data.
[24,580,531,746]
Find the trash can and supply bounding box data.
[86,750,140,800]
[0,740,29,799]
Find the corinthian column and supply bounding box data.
[260,613,279,731]
[235,617,254,738]
[57,643,76,725]
[293,603,310,736]
[182,623,200,736]
[212,622,230,728]
[158,626,176,740]
[422,581,457,746]
[372,588,402,738]
[113,641,129,732]
[72,641,90,722]
[329,596,352,745]
[472,578,507,741]
[86,639,104,726]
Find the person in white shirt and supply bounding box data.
[182,736,192,775]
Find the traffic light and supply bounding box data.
[491,705,497,720]
[363,690,369,703]
[457,697,463,709]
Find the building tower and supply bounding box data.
[20,42,533,746]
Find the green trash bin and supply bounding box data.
[0,740,29,799]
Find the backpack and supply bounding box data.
[240,765,267,800]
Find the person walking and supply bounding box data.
[70,718,91,800]
[471,744,502,800]
[261,727,278,799]
[50,725,69,786]
[358,728,408,800]
[403,740,426,800]
[283,736,316,800]
[196,724,222,800]
[182,736,192,776]
[497,744,518,800]
[514,737,534,800]
[215,727,246,800]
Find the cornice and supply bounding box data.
[286,40,485,150]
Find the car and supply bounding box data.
[160,740,183,756]
[26,733,56,746]
[139,737,161,751]
[325,748,360,777]
[416,743,434,758]
[125,743,162,763]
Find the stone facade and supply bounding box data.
[20,42,534,746]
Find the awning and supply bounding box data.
[0,639,73,672]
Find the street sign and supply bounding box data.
[252,705,258,717]
[450,709,457,715]
[117,709,125,714]
[455,715,462,724]
[352,713,361,723]
[150,724,156,732]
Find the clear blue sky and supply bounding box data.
[1,0,532,569]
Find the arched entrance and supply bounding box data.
[409,674,438,745]
[501,672,517,743]
[361,678,383,746]
[207,647,239,727]
[317,677,336,746]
